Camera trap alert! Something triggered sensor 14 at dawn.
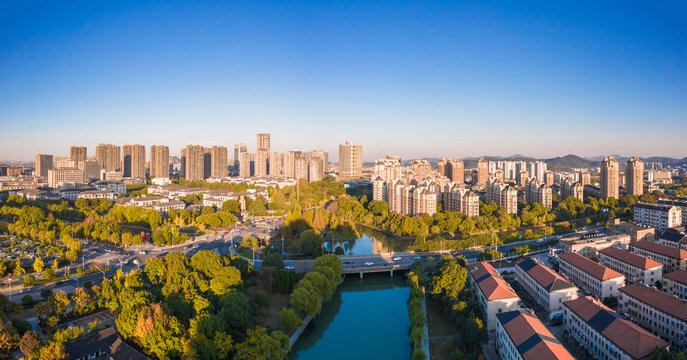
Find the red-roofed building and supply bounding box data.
[559,253,625,299]
[662,269,687,301]
[467,262,522,331]
[630,240,687,273]
[496,309,574,360]
[515,258,578,320]
[598,246,663,285]
[619,283,687,351]
[564,296,668,360]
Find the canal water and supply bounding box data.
[324,226,407,255]
[288,273,411,360]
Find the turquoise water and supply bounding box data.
[325,234,375,255]
[288,273,411,360]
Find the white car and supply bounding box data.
[138,250,146,255]
[192,245,199,249]
[285,265,295,270]
[364,262,374,266]
[393,257,402,261]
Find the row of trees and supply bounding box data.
[407,260,427,360]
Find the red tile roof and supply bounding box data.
[468,262,519,301]
[599,246,662,270]
[664,269,687,285]
[564,296,668,359]
[497,310,575,360]
[516,258,575,292]
[559,253,624,281]
[631,240,687,260]
[620,283,687,322]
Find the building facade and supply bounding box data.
[515,258,578,319]
[598,246,662,285]
[630,240,687,272]
[467,262,522,331]
[47,168,85,187]
[210,146,228,178]
[626,156,645,196]
[122,144,146,179]
[558,252,625,299]
[35,154,53,177]
[633,203,682,232]
[601,156,619,199]
[338,140,363,178]
[150,145,170,179]
[496,310,574,360]
[662,270,687,301]
[95,143,121,171]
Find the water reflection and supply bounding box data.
[288,273,411,360]
[324,226,409,255]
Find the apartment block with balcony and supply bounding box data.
[515,258,578,320]
[467,262,522,331]
[563,296,668,360]
[630,240,687,272]
[598,246,662,285]
[558,253,625,299]
[618,283,687,351]
[633,203,682,232]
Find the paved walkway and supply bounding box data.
[421,294,430,359]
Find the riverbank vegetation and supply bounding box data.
[407,260,427,360]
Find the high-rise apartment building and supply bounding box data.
[374,155,402,183]
[338,140,363,178]
[269,152,283,177]
[437,158,449,177]
[35,154,53,177]
[626,156,644,196]
[254,134,271,177]
[525,178,553,209]
[486,178,518,214]
[83,160,101,182]
[449,159,464,183]
[560,178,583,200]
[69,146,87,166]
[544,170,554,186]
[95,144,121,171]
[183,145,206,181]
[150,145,170,178]
[579,171,591,186]
[476,158,488,184]
[283,151,301,178]
[233,143,248,169]
[122,144,146,179]
[239,152,253,178]
[210,146,228,178]
[601,156,619,199]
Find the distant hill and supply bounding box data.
[544,154,597,169]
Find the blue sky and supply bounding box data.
[1,0,686,161]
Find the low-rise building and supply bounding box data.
[618,283,687,351]
[63,327,150,360]
[93,180,126,195]
[662,269,687,301]
[563,296,668,360]
[48,168,85,188]
[598,246,663,285]
[558,253,625,299]
[656,228,687,250]
[560,233,631,258]
[78,190,115,201]
[657,198,687,225]
[630,240,687,272]
[467,262,522,331]
[495,309,574,360]
[515,258,578,320]
[633,203,682,232]
[609,218,655,243]
[57,188,83,201]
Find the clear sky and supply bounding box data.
[1,0,686,162]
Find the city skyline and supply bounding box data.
[1,1,686,161]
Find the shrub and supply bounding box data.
[254,290,269,309]
[44,269,55,281]
[279,308,302,334]
[40,289,52,299]
[23,275,35,286]
[21,294,33,305]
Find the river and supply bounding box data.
[288,273,411,359]
[324,226,407,255]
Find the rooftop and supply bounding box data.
[657,229,687,244]
[468,262,519,301]
[496,310,574,360]
[631,240,687,260]
[620,283,687,323]
[598,246,662,270]
[663,269,687,286]
[634,202,678,212]
[559,253,624,281]
[564,296,668,359]
[516,258,576,292]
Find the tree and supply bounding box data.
[44,269,55,281]
[33,257,44,273]
[222,200,241,213]
[24,275,35,287]
[133,303,184,360]
[19,331,41,358]
[241,236,259,252]
[290,284,321,317]
[262,254,284,270]
[430,257,467,300]
[40,289,52,300]
[233,327,289,360]
[0,320,19,358]
[279,308,302,334]
[35,341,67,360]
[13,258,25,277]
[209,267,242,296]
[461,317,487,352]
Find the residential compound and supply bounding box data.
[657,228,687,250]
[563,296,668,360]
[618,283,687,351]
[560,177,584,201]
[495,309,574,360]
[630,240,687,272]
[485,178,518,214]
[467,262,522,331]
[515,258,578,320]
[662,269,687,301]
[598,246,663,285]
[633,203,682,232]
[524,178,553,209]
[560,233,631,258]
[558,253,625,299]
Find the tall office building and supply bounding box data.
[476,158,488,184]
[233,143,248,168]
[69,146,87,165]
[601,156,619,199]
[95,144,121,171]
[35,154,53,177]
[184,145,206,181]
[122,144,146,178]
[210,146,228,178]
[626,156,645,196]
[339,140,363,177]
[150,145,170,178]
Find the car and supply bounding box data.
[20,288,28,293]
[67,322,75,327]
[138,250,146,255]
[412,256,422,259]
[192,245,199,249]
[364,262,374,266]
[392,257,402,261]
[103,248,111,253]
[285,265,295,270]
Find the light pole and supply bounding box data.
[82,256,85,270]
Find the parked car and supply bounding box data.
[364,262,374,266]
[393,257,402,261]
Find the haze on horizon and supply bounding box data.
[1,0,686,162]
